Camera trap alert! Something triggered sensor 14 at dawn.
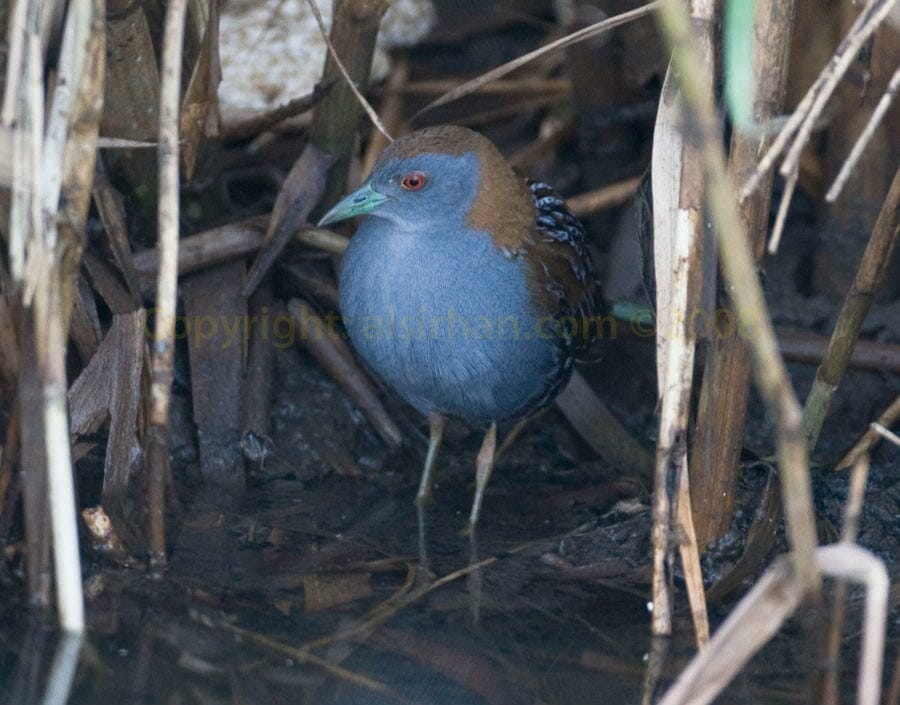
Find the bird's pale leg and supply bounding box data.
[467,423,498,533]
[415,413,446,505]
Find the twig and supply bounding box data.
[384,77,571,97]
[415,3,658,118]
[740,0,898,202]
[871,422,900,447]
[362,60,408,177]
[220,623,404,702]
[835,393,900,469]
[147,0,189,570]
[304,0,392,142]
[802,167,900,451]
[566,176,642,217]
[294,227,350,255]
[219,82,332,141]
[778,329,900,374]
[766,167,796,254]
[288,298,402,449]
[298,552,511,652]
[826,65,900,202]
[656,0,820,595]
[777,0,897,182]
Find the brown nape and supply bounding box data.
[377,125,536,254]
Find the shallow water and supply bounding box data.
[2,330,897,705]
[0,462,853,705]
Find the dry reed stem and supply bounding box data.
[765,167,796,255]
[308,0,388,208]
[304,0,392,141]
[656,0,820,595]
[387,77,571,97]
[827,65,900,202]
[779,329,900,373]
[15,0,101,632]
[690,0,796,546]
[41,631,83,705]
[555,370,654,483]
[147,0,190,570]
[776,0,897,181]
[362,60,408,177]
[219,82,330,141]
[566,176,641,217]
[802,166,900,451]
[416,3,658,118]
[871,422,900,447]
[288,298,402,449]
[649,55,710,642]
[294,227,350,255]
[656,544,888,705]
[836,393,900,469]
[740,0,897,212]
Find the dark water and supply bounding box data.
[2,291,898,705]
[1,458,879,705]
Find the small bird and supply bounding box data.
[319,125,601,531]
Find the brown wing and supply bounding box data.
[524,180,603,355]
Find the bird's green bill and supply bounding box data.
[317,183,388,226]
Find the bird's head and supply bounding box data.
[318,125,533,248]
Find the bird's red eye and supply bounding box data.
[400,172,427,191]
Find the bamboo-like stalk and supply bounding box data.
[308,0,389,207]
[146,0,189,570]
[655,0,820,595]
[802,167,900,451]
[689,0,797,546]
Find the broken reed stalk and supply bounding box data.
[147,0,189,570]
[649,52,711,641]
[308,0,389,207]
[689,0,797,546]
[655,0,820,595]
[802,166,900,452]
[656,544,888,705]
